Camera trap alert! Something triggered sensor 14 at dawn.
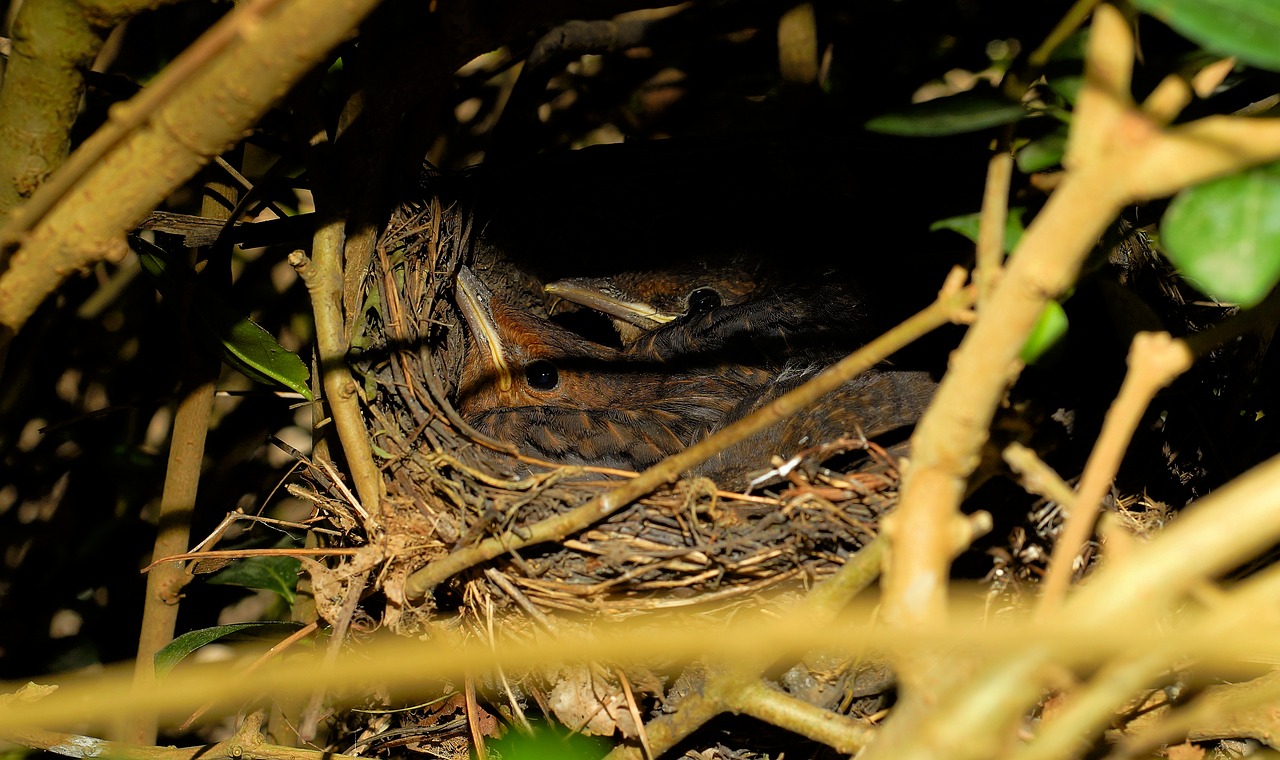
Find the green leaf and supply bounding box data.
[930,208,1026,253]
[206,555,301,603]
[1017,131,1067,173]
[1161,162,1280,306]
[1045,75,1083,107]
[865,90,1027,136]
[1135,0,1280,72]
[154,622,299,677]
[130,235,313,399]
[1021,301,1070,365]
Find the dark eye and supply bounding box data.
[524,360,559,390]
[687,287,722,313]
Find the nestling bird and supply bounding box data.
[700,364,936,487]
[542,264,936,481]
[454,267,766,473]
[455,267,936,488]
[544,262,765,346]
[545,265,876,367]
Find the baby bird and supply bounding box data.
[545,263,764,346]
[541,265,937,484]
[455,267,936,487]
[454,267,767,474]
[545,265,875,368]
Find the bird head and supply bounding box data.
[544,265,761,345]
[454,267,636,419]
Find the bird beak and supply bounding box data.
[455,267,513,392]
[544,278,679,329]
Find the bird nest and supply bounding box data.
[344,180,905,633]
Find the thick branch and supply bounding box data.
[0,0,103,216]
[0,0,186,218]
[0,0,383,356]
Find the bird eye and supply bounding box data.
[524,360,559,391]
[687,287,722,313]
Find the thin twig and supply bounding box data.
[142,547,365,573]
[126,320,218,744]
[975,151,1013,303]
[292,247,384,524]
[1036,332,1193,616]
[1027,0,1101,69]
[728,680,875,754]
[1002,442,1077,507]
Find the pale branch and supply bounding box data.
[881,3,1134,644]
[9,568,1280,734]
[1030,284,1280,614]
[294,94,386,524]
[873,4,1280,753]
[123,178,231,746]
[879,0,1280,675]
[0,0,383,360]
[259,83,391,537]
[0,0,103,216]
[1116,670,1280,756]
[1002,442,1077,507]
[1015,563,1280,760]
[729,680,876,754]
[860,447,1280,760]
